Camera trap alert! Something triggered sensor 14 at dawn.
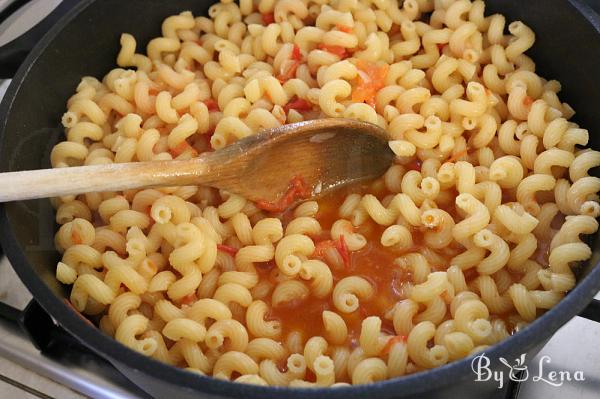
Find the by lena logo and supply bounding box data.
[471,352,585,389]
[498,353,528,382]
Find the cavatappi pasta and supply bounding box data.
[53,0,600,386]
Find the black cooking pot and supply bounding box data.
[1,0,600,398]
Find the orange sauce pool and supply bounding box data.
[262,181,556,361]
[267,184,452,349]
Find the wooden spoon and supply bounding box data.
[0,119,394,204]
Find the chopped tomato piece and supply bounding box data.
[256,176,311,213]
[352,60,389,108]
[257,200,282,213]
[436,43,447,52]
[318,44,348,59]
[313,239,337,259]
[440,289,453,303]
[217,244,239,255]
[291,44,302,61]
[204,98,219,112]
[277,62,300,83]
[169,140,198,158]
[277,45,303,83]
[203,126,216,141]
[262,12,275,25]
[289,175,312,197]
[145,259,156,271]
[336,24,353,33]
[202,126,216,148]
[283,97,313,114]
[177,292,198,306]
[523,95,534,107]
[335,235,351,269]
[447,148,470,163]
[404,158,422,172]
[312,236,351,268]
[71,230,83,245]
[304,368,317,383]
[381,335,407,355]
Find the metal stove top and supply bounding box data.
[1,1,600,398]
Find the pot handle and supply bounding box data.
[0,298,90,353]
[20,299,92,352]
[0,0,80,79]
[578,298,600,323]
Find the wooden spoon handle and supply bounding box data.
[0,158,210,202]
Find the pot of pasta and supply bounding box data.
[1,0,600,398]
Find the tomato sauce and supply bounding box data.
[265,182,551,365]
[268,186,431,349]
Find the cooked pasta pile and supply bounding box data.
[52,0,600,386]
